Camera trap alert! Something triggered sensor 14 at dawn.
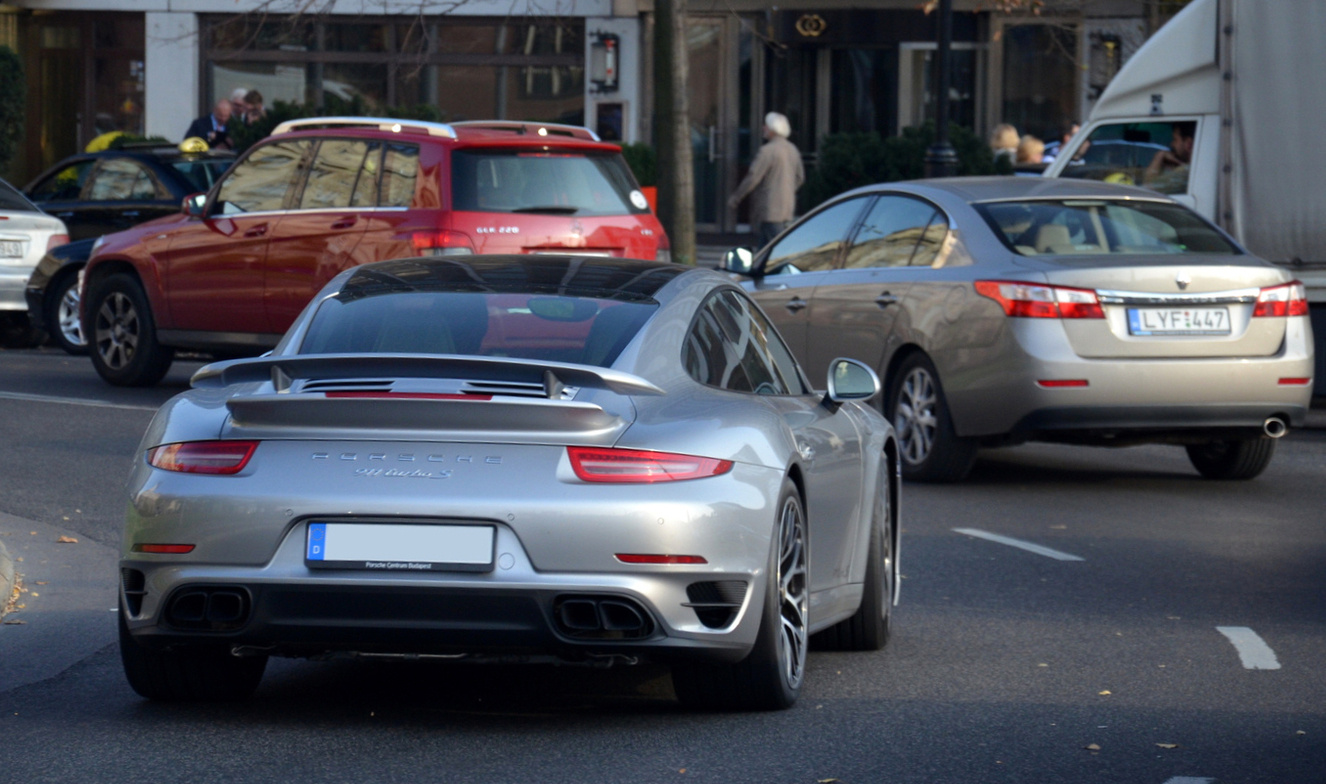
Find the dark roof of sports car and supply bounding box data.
[337,256,687,303]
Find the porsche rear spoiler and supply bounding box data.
[193,354,662,443]
[191,354,665,397]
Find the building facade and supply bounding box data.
[0,0,1164,231]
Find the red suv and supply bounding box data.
[81,117,670,385]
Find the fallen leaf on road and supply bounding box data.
[818,779,841,783]
[1098,690,1112,695]
[1155,743,1178,750]
[56,536,78,544]
[1084,743,1101,751]
[35,582,47,585]
[1297,730,1307,736]
[28,592,37,598]
[2,619,25,625]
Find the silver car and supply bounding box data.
[723,177,1313,482]
[117,256,900,711]
[0,178,67,340]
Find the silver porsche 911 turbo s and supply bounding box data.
[117,256,900,711]
[723,177,1313,482]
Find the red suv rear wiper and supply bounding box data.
[511,206,581,214]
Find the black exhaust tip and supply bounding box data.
[165,586,252,631]
[552,595,654,640]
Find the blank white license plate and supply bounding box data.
[1127,307,1230,336]
[306,522,495,572]
[0,240,22,258]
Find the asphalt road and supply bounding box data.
[1,346,1323,784]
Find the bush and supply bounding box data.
[618,143,656,187]
[0,46,24,179]
[802,122,1012,209]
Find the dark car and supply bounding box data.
[24,143,236,242]
[22,143,235,353]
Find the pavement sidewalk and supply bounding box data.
[0,513,120,693]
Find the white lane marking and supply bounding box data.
[1216,626,1281,670]
[0,390,158,412]
[1163,778,1215,784]
[952,528,1084,562]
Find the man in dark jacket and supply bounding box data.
[183,100,233,150]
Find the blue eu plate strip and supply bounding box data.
[307,523,327,561]
[1127,309,1148,335]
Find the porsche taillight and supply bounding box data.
[974,280,1105,319]
[567,447,733,483]
[1253,281,1309,317]
[148,441,258,475]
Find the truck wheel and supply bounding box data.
[44,268,88,355]
[673,480,807,711]
[87,273,174,386]
[1186,439,1276,480]
[887,353,977,482]
[119,603,266,701]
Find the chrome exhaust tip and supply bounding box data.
[1264,416,1288,439]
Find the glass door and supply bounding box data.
[686,18,727,231]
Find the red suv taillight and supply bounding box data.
[410,229,475,257]
[47,234,70,252]
[567,447,733,483]
[1252,281,1309,317]
[148,441,258,474]
[974,280,1104,319]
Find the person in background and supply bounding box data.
[229,88,250,120]
[1016,135,1045,164]
[728,112,805,248]
[990,123,1019,163]
[1042,120,1080,163]
[183,100,233,150]
[1144,121,1196,193]
[243,90,266,125]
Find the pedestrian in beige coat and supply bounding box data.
[728,112,805,248]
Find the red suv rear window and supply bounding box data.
[451,149,648,217]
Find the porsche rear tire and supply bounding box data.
[815,473,892,651]
[119,604,266,702]
[672,480,807,711]
[1186,438,1276,480]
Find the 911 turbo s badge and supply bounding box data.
[353,467,453,479]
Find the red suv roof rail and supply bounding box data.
[450,120,602,142]
[271,116,458,138]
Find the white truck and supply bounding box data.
[1044,0,1326,385]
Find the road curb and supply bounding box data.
[0,536,14,619]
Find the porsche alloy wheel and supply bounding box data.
[774,491,809,692]
[672,480,808,710]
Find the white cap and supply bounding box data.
[765,112,791,138]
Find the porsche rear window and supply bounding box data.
[975,199,1239,257]
[300,291,656,367]
[450,149,648,217]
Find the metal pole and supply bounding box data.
[924,0,958,178]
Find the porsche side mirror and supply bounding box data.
[825,358,881,404]
[720,247,755,276]
[183,192,207,218]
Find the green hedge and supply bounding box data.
[802,122,1012,209]
[0,46,24,179]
